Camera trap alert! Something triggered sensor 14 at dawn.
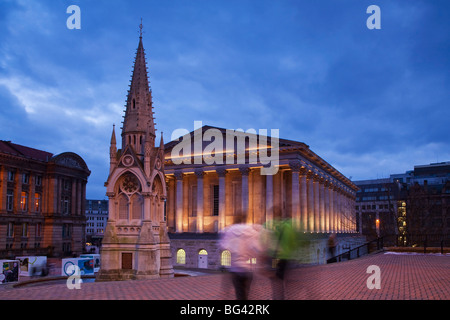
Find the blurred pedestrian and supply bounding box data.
[219,223,264,300]
[262,219,300,300]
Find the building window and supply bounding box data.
[199,249,208,255]
[118,194,129,220]
[22,173,29,184]
[63,179,71,191]
[63,243,72,255]
[61,196,70,214]
[7,171,15,182]
[22,222,28,237]
[211,185,219,216]
[221,250,231,267]
[21,192,28,212]
[34,193,41,212]
[62,224,71,238]
[36,223,41,237]
[7,189,14,211]
[35,175,42,186]
[176,249,186,264]
[7,222,14,237]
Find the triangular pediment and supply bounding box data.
[117,145,143,170]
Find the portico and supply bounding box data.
[164,126,358,235]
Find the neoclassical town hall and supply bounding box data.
[99,27,363,279]
[164,127,362,268]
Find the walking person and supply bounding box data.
[262,219,299,300]
[219,223,264,300]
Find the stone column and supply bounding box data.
[289,161,301,230]
[299,168,308,231]
[336,187,342,233]
[333,187,338,233]
[239,166,250,223]
[319,177,325,233]
[324,180,330,233]
[77,180,83,215]
[265,172,274,227]
[143,192,152,221]
[313,174,320,232]
[71,180,77,215]
[328,183,334,233]
[195,169,204,233]
[307,172,315,232]
[174,171,183,233]
[217,168,227,231]
[343,190,348,233]
[81,181,86,215]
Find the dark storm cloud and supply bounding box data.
[0,0,449,197]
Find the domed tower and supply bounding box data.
[98,21,173,281]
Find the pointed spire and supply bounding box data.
[139,18,144,39]
[160,131,164,150]
[121,20,156,154]
[109,124,118,173]
[110,124,117,146]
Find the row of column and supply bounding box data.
[172,163,357,234]
[289,162,356,233]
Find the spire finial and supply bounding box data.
[139,18,143,38]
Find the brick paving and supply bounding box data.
[0,252,448,300]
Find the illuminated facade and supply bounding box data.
[0,140,90,258]
[164,127,362,268]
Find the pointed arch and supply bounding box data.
[118,194,129,220]
[152,174,164,196]
[131,193,143,220]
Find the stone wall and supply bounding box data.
[170,233,367,270]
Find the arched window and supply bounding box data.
[118,194,129,220]
[221,250,231,267]
[176,249,186,264]
[199,249,208,256]
[131,193,143,220]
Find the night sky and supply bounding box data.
[1,0,449,199]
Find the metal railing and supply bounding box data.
[327,237,384,264]
[386,233,449,254]
[327,234,449,263]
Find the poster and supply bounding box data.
[62,258,94,276]
[16,256,48,277]
[0,260,19,284]
[79,254,100,272]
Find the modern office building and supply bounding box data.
[354,161,450,245]
[85,199,108,250]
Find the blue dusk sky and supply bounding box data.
[1,0,449,199]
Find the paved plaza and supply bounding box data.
[0,252,448,300]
